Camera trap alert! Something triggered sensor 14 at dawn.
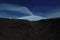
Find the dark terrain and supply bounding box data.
[0,18,60,40]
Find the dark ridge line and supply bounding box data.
[35,17,60,22]
[0,17,60,22]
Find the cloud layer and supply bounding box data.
[0,3,33,15]
[0,3,33,18]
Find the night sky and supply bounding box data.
[0,0,60,18]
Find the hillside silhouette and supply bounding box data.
[0,18,60,40]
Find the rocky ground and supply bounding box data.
[0,18,60,40]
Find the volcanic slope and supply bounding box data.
[0,18,60,40]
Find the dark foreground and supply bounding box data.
[0,18,60,40]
